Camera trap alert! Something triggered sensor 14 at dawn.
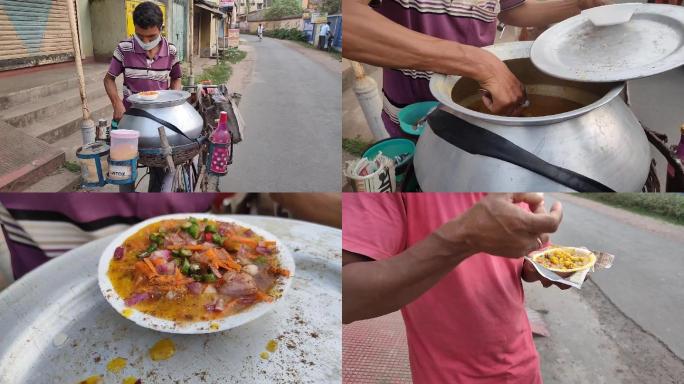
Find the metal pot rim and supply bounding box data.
[429,41,625,126]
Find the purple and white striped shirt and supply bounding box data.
[107,37,182,109]
[376,0,525,136]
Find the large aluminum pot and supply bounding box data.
[414,41,651,192]
[118,90,203,148]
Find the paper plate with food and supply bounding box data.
[98,214,294,334]
[531,246,597,278]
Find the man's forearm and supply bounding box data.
[170,78,182,90]
[499,0,580,28]
[342,0,487,79]
[103,76,122,107]
[343,232,472,324]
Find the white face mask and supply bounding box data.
[134,34,161,51]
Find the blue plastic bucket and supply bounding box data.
[362,138,416,185]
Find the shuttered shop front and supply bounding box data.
[0,0,74,72]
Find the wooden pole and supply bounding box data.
[189,0,195,85]
[351,61,388,141]
[65,0,95,145]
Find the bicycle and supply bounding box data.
[122,83,244,192]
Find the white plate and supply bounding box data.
[531,4,684,82]
[97,213,295,334]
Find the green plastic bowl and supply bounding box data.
[362,138,416,184]
[398,101,439,136]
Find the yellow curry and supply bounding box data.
[536,248,591,271]
[108,217,290,323]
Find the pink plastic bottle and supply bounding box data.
[209,111,231,174]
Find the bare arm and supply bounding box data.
[343,233,471,324]
[499,0,607,28]
[342,193,564,324]
[270,193,341,228]
[342,0,526,115]
[343,0,485,78]
[170,78,182,90]
[104,74,125,120]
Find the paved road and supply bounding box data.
[526,193,684,383]
[220,35,341,192]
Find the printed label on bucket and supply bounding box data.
[108,165,133,181]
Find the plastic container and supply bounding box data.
[76,142,109,187]
[110,129,140,161]
[398,101,439,136]
[362,138,416,184]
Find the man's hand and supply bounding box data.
[471,48,527,116]
[113,101,126,121]
[434,193,563,259]
[522,258,571,289]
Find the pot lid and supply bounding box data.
[127,89,191,108]
[530,3,684,82]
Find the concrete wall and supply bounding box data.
[90,0,126,62]
[248,17,302,33]
[77,0,94,59]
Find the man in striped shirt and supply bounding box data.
[103,1,182,122]
[344,0,607,137]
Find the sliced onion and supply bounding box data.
[124,292,150,306]
[204,285,217,294]
[204,298,225,312]
[150,249,172,261]
[210,264,223,279]
[255,245,272,255]
[214,298,225,312]
[187,282,203,295]
[243,229,255,238]
[113,246,125,260]
[156,261,176,275]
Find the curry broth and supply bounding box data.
[465,94,584,117]
[107,219,285,323]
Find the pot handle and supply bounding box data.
[427,107,615,192]
[125,108,198,144]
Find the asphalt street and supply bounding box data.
[525,193,684,383]
[220,35,341,191]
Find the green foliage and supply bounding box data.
[64,161,81,174]
[196,60,233,85]
[320,0,340,14]
[264,0,303,20]
[580,193,684,226]
[342,136,373,157]
[222,48,247,64]
[264,28,307,42]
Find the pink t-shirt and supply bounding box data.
[343,193,541,384]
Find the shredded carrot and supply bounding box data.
[255,291,274,302]
[143,258,158,275]
[223,255,242,271]
[206,248,241,272]
[135,261,155,279]
[262,241,276,247]
[268,267,290,277]
[223,236,258,250]
[151,257,166,266]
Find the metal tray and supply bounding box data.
[0,216,341,384]
[531,4,684,82]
